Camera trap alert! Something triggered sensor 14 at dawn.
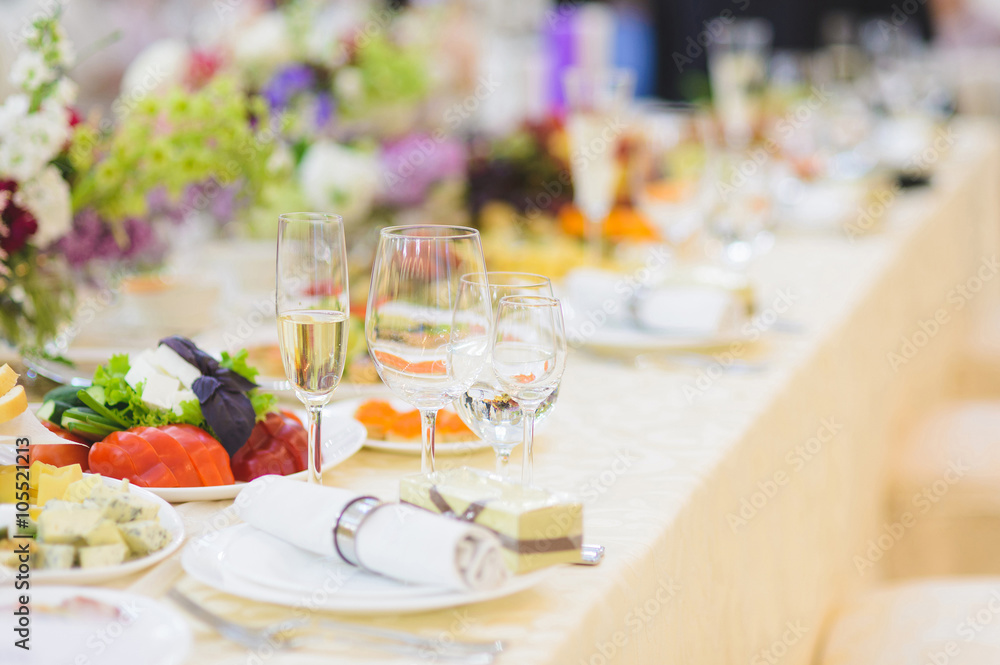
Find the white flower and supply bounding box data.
[120,40,189,102]
[304,4,365,65]
[0,95,69,182]
[334,67,364,104]
[50,78,78,106]
[14,166,72,247]
[232,14,292,73]
[10,51,55,92]
[298,141,379,226]
[52,24,76,68]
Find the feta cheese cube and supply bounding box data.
[140,372,181,411]
[152,344,202,388]
[172,389,198,416]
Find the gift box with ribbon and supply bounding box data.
[400,468,583,573]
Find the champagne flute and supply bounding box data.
[276,212,350,485]
[491,296,567,486]
[630,101,715,251]
[454,272,557,479]
[365,225,491,474]
[562,67,635,262]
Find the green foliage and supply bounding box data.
[70,77,276,224]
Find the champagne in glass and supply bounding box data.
[491,296,568,486]
[276,213,349,485]
[366,225,491,474]
[563,67,635,261]
[453,272,557,479]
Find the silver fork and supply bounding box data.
[167,588,501,662]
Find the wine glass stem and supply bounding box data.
[306,404,323,485]
[496,448,511,479]
[586,215,602,264]
[419,408,437,474]
[521,406,538,486]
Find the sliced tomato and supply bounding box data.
[89,430,181,488]
[135,427,203,487]
[29,442,91,470]
[162,424,234,485]
[161,424,233,486]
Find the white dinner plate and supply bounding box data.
[0,476,184,585]
[146,416,366,503]
[0,586,191,665]
[182,524,549,614]
[327,397,491,455]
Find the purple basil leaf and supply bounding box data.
[192,375,256,456]
[214,367,258,392]
[160,336,219,375]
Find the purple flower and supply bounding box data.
[262,64,316,112]
[314,93,335,129]
[57,209,167,270]
[378,134,468,207]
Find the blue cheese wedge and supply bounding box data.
[118,520,170,555]
[91,493,159,523]
[78,543,129,568]
[83,518,126,546]
[37,543,76,569]
[37,507,103,545]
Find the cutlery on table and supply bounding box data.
[167,588,502,662]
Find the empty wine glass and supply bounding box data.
[563,67,635,261]
[365,225,491,474]
[453,272,557,480]
[630,101,715,250]
[491,295,567,486]
[276,213,350,485]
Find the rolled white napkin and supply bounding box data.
[237,476,510,591]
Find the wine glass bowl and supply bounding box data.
[490,295,568,486]
[562,67,635,260]
[275,212,350,484]
[365,225,491,473]
[453,272,557,479]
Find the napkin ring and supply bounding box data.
[333,496,383,568]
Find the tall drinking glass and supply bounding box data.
[563,67,635,262]
[453,272,557,479]
[707,18,773,148]
[365,225,491,474]
[276,213,350,485]
[491,296,567,486]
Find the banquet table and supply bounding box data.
[8,119,1000,665]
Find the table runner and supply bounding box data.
[21,119,1000,665]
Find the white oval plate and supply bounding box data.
[327,397,490,455]
[182,523,548,614]
[0,476,184,585]
[0,585,191,665]
[146,416,366,503]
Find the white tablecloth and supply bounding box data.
[29,119,1000,665]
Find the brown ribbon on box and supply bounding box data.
[425,487,581,555]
